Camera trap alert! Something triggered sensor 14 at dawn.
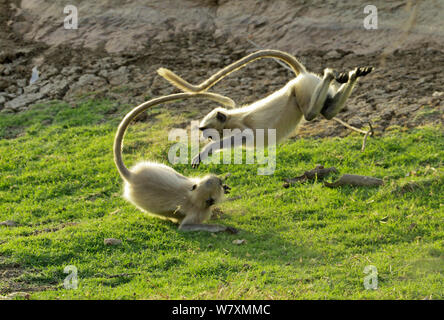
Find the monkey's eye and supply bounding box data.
[191,184,197,191]
[206,198,215,207]
[216,112,227,122]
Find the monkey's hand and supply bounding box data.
[192,150,211,168]
[191,153,202,168]
[356,66,373,77]
[192,142,216,168]
[335,66,373,84]
[349,66,373,81]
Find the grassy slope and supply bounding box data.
[0,100,443,300]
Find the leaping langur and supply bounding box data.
[114,92,238,233]
[157,49,373,167]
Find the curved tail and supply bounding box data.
[157,49,307,94]
[114,92,233,181]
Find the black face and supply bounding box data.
[206,198,215,207]
[199,126,219,140]
[216,111,227,122]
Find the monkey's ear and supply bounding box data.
[216,112,227,122]
[191,184,197,191]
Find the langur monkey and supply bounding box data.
[114,92,238,233]
[157,50,373,167]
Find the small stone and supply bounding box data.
[107,66,130,86]
[348,116,363,127]
[324,50,343,59]
[0,220,17,227]
[232,239,247,245]
[4,92,45,111]
[104,238,122,245]
[0,79,10,90]
[16,79,27,88]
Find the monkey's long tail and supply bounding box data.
[157,49,307,94]
[114,93,231,182]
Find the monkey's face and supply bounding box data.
[198,107,229,141]
[190,175,229,209]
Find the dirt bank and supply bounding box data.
[0,0,443,137]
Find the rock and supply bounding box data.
[386,82,401,92]
[2,65,12,76]
[155,30,174,42]
[0,220,17,227]
[40,79,70,98]
[66,74,107,96]
[381,109,395,120]
[77,74,101,86]
[16,79,27,88]
[214,29,228,45]
[61,66,82,76]
[24,82,43,94]
[6,85,17,94]
[98,69,109,78]
[104,238,122,245]
[348,116,363,127]
[4,92,45,111]
[0,79,11,90]
[107,66,130,86]
[324,50,343,59]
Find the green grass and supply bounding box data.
[0,100,443,300]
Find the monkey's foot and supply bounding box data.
[335,72,349,84]
[356,66,374,77]
[191,154,201,168]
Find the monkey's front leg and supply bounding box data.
[191,132,250,168]
[191,140,218,168]
[321,66,373,120]
[304,68,336,121]
[179,223,238,233]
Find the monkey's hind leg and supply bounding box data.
[179,223,238,234]
[304,68,337,121]
[321,66,373,120]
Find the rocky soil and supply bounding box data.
[0,0,443,137]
